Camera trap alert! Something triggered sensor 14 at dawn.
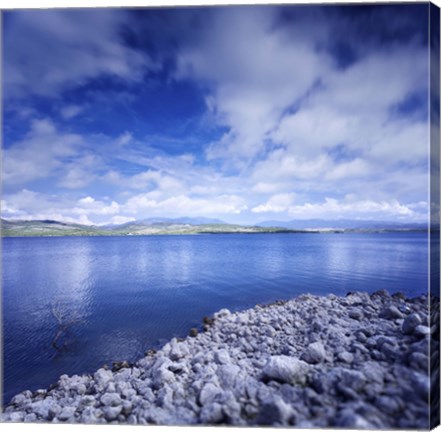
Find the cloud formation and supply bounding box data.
[2,4,431,225]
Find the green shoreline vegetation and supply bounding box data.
[0,219,428,237]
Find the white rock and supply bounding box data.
[100,393,122,407]
[262,356,310,385]
[199,382,222,405]
[217,364,240,388]
[200,402,224,424]
[93,369,114,390]
[302,341,326,364]
[103,405,123,421]
[57,406,76,421]
[214,349,231,365]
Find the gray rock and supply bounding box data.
[93,369,114,390]
[408,351,428,370]
[24,413,37,422]
[374,395,403,415]
[381,342,399,360]
[256,397,293,425]
[100,393,122,407]
[217,364,240,388]
[169,340,190,360]
[6,412,25,422]
[348,308,364,320]
[199,382,222,406]
[337,351,354,363]
[103,405,123,421]
[414,325,431,337]
[200,402,224,424]
[214,349,231,365]
[11,392,32,407]
[301,341,326,364]
[262,356,310,384]
[57,406,76,421]
[402,313,422,335]
[334,411,373,429]
[379,305,404,320]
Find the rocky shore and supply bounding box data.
[2,290,438,428]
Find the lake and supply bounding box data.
[2,232,428,403]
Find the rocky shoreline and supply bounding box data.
[2,290,438,428]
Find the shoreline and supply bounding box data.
[2,290,438,428]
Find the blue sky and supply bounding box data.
[2,4,432,225]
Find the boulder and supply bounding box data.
[262,356,310,385]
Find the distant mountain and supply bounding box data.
[1,218,297,237]
[1,217,429,237]
[140,217,227,225]
[0,218,102,236]
[257,219,428,231]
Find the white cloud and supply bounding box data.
[124,193,248,217]
[252,193,296,213]
[60,104,84,119]
[3,119,83,186]
[286,197,423,220]
[177,7,329,163]
[4,9,152,99]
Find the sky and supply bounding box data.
[2,3,433,225]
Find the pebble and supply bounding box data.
[1,291,434,430]
[262,356,310,385]
[402,313,422,335]
[301,341,326,364]
[379,305,404,320]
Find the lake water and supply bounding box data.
[2,232,429,403]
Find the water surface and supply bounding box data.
[2,232,428,403]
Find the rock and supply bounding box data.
[256,397,293,425]
[6,412,25,422]
[112,361,130,372]
[374,395,403,414]
[217,364,240,388]
[334,411,373,429]
[24,413,37,422]
[57,406,76,421]
[11,391,32,406]
[379,305,404,320]
[200,402,224,424]
[370,289,390,299]
[100,393,122,407]
[103,405,123,421]
[301,341,326,364]
[408,351,428,370]
[402,313,422,335]
[214,349,231,365]
[414,325,431,337]
[348,309,364,320]
[199,382,222,406]
[94,369,114,390]
[380,342,399,360]
[262,356,310,385]
[189,328,198,337]
[214,308,231,319]
[1,291,431,428]
[410,371,430,400]
[337,351,354,363]
[170,340,190,360]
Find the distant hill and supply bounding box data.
[257,219,428,231]
[1,218,299,237]
[1,217,429,237]
[0,218,103,236]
